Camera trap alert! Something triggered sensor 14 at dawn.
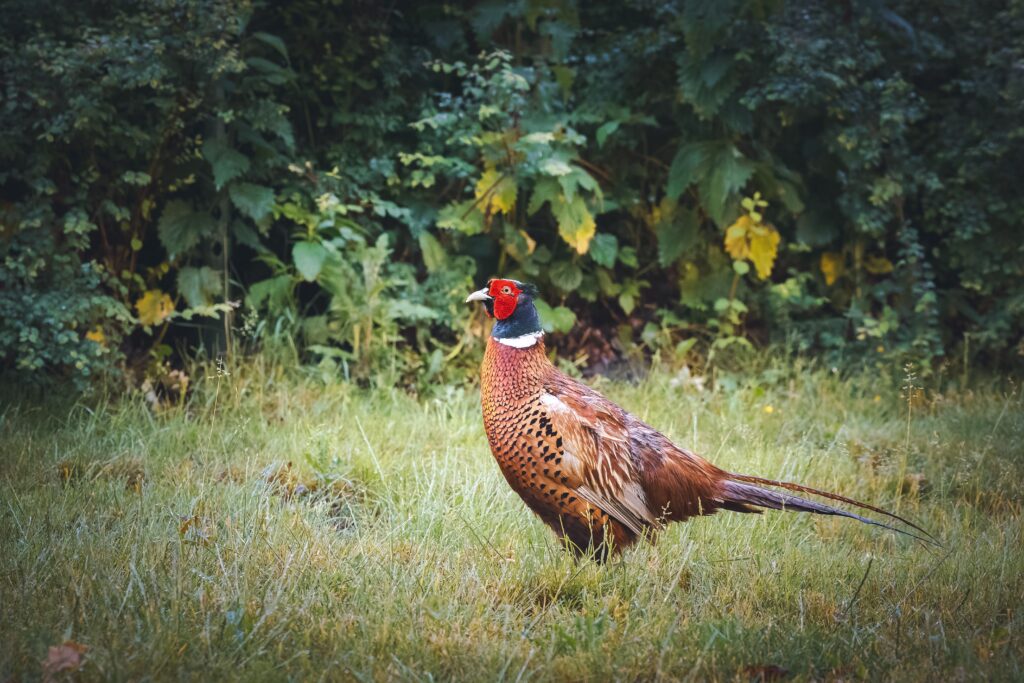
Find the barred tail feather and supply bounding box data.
[721,476,938,546]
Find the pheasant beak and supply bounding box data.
[465,288,492,304]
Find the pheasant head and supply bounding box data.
[465,278,544,348]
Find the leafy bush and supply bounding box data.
[3,0,1022,389]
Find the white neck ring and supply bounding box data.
[494,331,544,348]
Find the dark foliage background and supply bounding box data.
[2,0,1022,391]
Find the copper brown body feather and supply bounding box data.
[479,335,933,558]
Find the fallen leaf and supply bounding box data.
[42,640,88,682]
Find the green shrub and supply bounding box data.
[3,0,1022,389]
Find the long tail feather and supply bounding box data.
[722,475,938,546]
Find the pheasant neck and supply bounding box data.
[481,335,551,403]
[491,298,543,347]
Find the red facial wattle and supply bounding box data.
[488,279,521,320]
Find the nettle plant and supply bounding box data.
[1,1,293,385]
[403,50,631,335]
[245,166,478,391]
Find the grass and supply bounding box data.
[1,357,1022,681]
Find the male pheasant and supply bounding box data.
[467,278,932,559]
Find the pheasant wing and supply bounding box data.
[539,383,657,536]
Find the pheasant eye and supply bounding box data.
[501,286,512,295]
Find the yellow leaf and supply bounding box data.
[864,254,894,275]
[553,194,596,254]
[724,215,752,260]
[748,223,780,279]
[475,168,517,216]
[474,168,498,200]
[85,327,106,346]
[820,251,844,286]
[564,205,596,254]
[135,289,174,326]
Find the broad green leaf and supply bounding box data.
[550,260,583,292]
[388,300,438,321]
[596,121,620,148]
[177,266,223,308]
[589,233,619,268]
[293,241,327,282]
[657,207,699,266]
[418,232,446,273]
[528,178,561,216]
[702,145,754,225]
[232,220,267,252]
[540,154,573,177]
[245,57,292,85]
[202,139,250,190]
[252,32,288,60]
[677,52,737,118]
[701,53,734,88]
[247,274,293,310]
[667,142,714,200]
[596,268,621,296]
[754,164,806,215]
[436,200,486,235]
[619,245,638,268]
[535,299,577,333]
[675,337,698,356]
[157,200,217,258]
[619,292,635,314]
[558,167,601,205]
[229,182,275,221]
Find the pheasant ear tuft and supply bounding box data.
[519,282,539,297]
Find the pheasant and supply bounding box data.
[466,278,933,559]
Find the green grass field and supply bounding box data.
[1,360,1021,681]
